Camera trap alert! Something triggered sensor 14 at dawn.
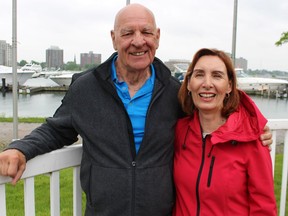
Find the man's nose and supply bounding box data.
[131,33,146,47]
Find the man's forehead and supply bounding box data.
[114,5,156,30]
[116,17,155,31]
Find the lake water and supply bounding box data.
[0,91,288,119]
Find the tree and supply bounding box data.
[40,62,46,69]
[64,61,80,71]
[275,31,288,46]
[19,60,28,66]
[31,60,40,65]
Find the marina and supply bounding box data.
[0,65,36,86]
[0,67,288,118]
[1,64,288,98]
[0,91,287,119]
[235,68,288,97]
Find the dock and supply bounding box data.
[18,86,69,94]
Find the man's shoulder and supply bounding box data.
[71,67,96,83]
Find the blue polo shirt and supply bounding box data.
[111,56,155,153]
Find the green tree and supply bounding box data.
[19,60,28,66]
[31,60,40,65]
[64,61,80,71]
[40,62,46,69]
[275,31,288,46]
[84,63,100,70]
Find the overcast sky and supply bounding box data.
[1,0,287,71]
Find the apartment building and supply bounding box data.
[80,51,101,68]
[46,46,64,70]
[0,40,12,66]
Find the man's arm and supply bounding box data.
[0,149,26,185]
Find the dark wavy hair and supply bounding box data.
[178,48,240,118]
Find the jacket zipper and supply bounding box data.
[129,80,164,215]
[207,156,215,187]
[196,136,206,216]
[131,161,136,216]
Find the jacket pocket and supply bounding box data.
[207,156,215,187]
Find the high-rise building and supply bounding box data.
[226,52,248,71]
[80,51,101,68]
[235,57,248,71]
[0,40,12,66]
[46,46,64,70]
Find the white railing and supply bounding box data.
[268,119,288,216]
[0,119,288,216]
[0,144,83,216]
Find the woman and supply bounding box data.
[173,48,277,215]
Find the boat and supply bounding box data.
[21,63,42,72]
[49,71,81,86]
[236,68,288,96]
[172,63,189,82]
[0,65,36,86]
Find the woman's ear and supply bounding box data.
[227,80,232,94]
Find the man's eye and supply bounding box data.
[143,31,153,35]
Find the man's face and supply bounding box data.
[111,6,160,72]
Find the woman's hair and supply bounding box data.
[178,48,240,117]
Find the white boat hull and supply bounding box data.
[238,77,288,91]
[0,67,36,86]
[49,76,73,86]
[49,72,80,86]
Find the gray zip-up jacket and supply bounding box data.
[7,52,183,216]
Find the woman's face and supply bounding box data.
[187,55,232,115]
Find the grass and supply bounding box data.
[3,154,287,215]
[5,168,86,216]
[0,117,46,123]
[274,153,287,212]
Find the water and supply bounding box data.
[0,92,288,119]
[0,92,65,117]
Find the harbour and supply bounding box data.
[0,69,288,118]
[0,90,287,119]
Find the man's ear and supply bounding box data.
[111,30,117,50]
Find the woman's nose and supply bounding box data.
[202,76,213,88]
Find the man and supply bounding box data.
[0,4,272,216]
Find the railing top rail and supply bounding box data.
[0,144,82,184]
[268,119,288,129]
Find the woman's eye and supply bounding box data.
[194,73,204,77]
[213,73,224,78]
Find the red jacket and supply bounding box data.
[173,92,277,216]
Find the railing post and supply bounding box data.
[0,184,7,216]
[279,130,288,216]
[50,171,60,216]
[24,177,35,216]
[73,166,82,216]
[271,130,277,175]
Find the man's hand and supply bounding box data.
[260,125,273,147]
[0,149,26,185]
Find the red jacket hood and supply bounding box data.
[188,91,267,145]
